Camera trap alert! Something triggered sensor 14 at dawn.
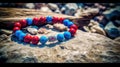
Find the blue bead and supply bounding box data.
[18,32,26,41]
[46,16,53,23]
[67,21,74,28]
[26,18,33,25]
[64,31,71,39]
[15,30,22,37]
[40,36,48,44]
[57,34,65,42]
[63,19,70,26]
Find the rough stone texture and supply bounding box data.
[53,23,68,32]
[0,30,120,63]
[83,20,106,36]
[27,27,38,35]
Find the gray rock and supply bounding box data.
[77,3,84,9]
[48,3,59,11]
[114,37,120,42]
[0,34,8,42]
[27,27,38,35]
[105,21,118,30]
[55,9,61,14]
[103,7,120,21]
[61,3,78,15]
[22,57,38,63]
[40,6,52,12]
[65,3,78,10]
[25,3,35,9]
[105,21,120,38]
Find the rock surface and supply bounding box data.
[53,23,68,32]
[83,20,106,36]
[0,30,120,63]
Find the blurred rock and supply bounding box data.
[0,29,12,35]
[25,3,35,9]
[55,9,61,14]
[56,3,65,9]
[103,7,120,21]
[27,27,38,35]
[48,3,59,11]
[62,3,78,16]
[38,28,50,34]
[65,3,78,10]
[93,15,109,27]
[0,34,8,42]
[22,57,38,63]
[107,28,120,39]
[45,24,53,29]
[53,23,68,32]
[105,21,120,39]
[91,25,106,36]
[113,20,120,27]
[114,37,120,42]
[83,20,106,36]
[75,8,99,18]
[77,3,84,9]
[40,6,52,12]
[89,20,99,26]
[34,3,46,9]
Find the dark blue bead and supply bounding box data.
[15,30,22,37]
[40,36,48,44]
[64,31,71,39]
[26,18,33,25]
[67,21,74,28]
[57,34,65,42]
[46,16,53,23]
[63,19,70,26]
[18,32,26,41]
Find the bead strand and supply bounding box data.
[13,16,78,45]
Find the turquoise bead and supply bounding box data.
[40,36,48,44]
[26,18,33,25]
[46,16,53,23]
[18,32,26,41]
[63,19,70,26]
[57,34,65,42]
[15,30,22,37]
[64,31,71,39]
[67,21,74,28]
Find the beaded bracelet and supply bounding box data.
[13,16,78,45]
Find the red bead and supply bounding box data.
[59,17,64,23]
[39,16,46,24]
[33,17,39,26]
[70,24,78,30]
[14,22,21,28]
[20,19,27,28]
[69,28,77,36]
[31,36,39,45]
[52,16,59,23]
[13,27,20,32]
[24,34,33,43]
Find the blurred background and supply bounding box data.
[0,3,120,39]
[0,3,119,16]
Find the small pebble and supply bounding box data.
[27,27,38,35]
